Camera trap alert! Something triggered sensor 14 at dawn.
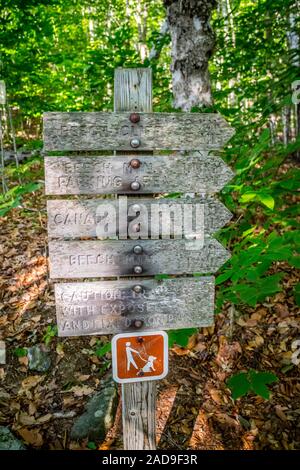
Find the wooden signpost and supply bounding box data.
[43,67,234,450]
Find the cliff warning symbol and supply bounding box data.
[112,331,168,383]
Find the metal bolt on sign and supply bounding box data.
[130,138,140,148]
[43,67,235,450]
[130,180,141,190]
[133,245,143,254]
[130,158,141,169]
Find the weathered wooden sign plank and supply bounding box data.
[54,277,215,336]
[43,112,234,151]
[47,196,232,239]
[48,238,230,279]
[44,153,234,195]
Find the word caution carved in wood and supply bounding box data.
[44,72,234,338]
[54,278,215,336]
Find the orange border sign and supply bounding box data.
[112,331,168,384]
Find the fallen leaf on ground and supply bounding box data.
[68,385,94,397]
[171,345,190,356]
[21,375,44,390]
[18,412,36,426]
[275,406,288,422]
[36,413,52,424]
[208,388,223,405]
[18,428,43,446]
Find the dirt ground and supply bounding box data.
[0,174,299,450]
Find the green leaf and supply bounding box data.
[240,192,257,203]
[43,325,58,345]
[289,256,300,269]
[294,283,300,307]
[168,328,197,348]
[235,284,258,307]
[87,441,97,450]
[249,370,278,399]
[215,270,233,285]
[278,179,300,190]
[14,347,27,357]
[154,274,169,280]
[266,247,292,262]
[257,273,283,300]
[227,372,251,400]
[257,193,275,210]
[95,342,111,357]
[228,370,278,400]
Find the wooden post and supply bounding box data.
[43,67,234,451]
[114,68,156,450]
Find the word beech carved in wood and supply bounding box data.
[55,277,214,336]
[48,239,230,279]
[43,67,235,451]
[47,196,232,239]
[43,112,234,151]
[44,153,234,195]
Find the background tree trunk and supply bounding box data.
[164,0,217,111]
[287,1,300,159]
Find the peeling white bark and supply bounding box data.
[164,0,217,110]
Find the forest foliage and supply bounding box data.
[0,0,299,341]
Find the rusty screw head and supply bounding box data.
[137,370,145,377]
[133,285,143,294]
[130,158,141,169]
[130,113,140,123]
[133,245,143,255]
[130,181,140,191]
[131,319,144,329]
[130,138,140,148]
[133,265,143,274]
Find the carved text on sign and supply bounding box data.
[44,153,234,195]
[47,196,232,239]
[55,277,214,336]
[48,239,230,278]
[43,112,235,151]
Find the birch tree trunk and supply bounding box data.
[282,106,291,146]
[287,2,300,159]
[164,0,217,110]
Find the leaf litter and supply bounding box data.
[0,166,299,450]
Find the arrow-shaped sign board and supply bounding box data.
[44,153,234,195]
[54,277,214,336]
[47,196,232,239]
[48,238,230,279]
[43,112,235,151]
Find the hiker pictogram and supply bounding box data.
[112,331,168,383]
